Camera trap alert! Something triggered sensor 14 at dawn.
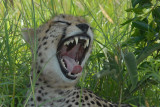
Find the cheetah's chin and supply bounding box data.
[57,34,90,80]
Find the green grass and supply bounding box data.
[0,0,160,106]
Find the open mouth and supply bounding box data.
[57,34,90,80]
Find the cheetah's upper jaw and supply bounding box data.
[57,34,90,80]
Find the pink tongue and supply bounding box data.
[62,56,82,74]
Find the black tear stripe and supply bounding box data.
[56,26,67,50]
[62,27,67,38]
[59,26,67,42]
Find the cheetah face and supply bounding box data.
[22,14,93,84]
[54,15,93,81]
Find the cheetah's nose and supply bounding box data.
[76,24,89,33]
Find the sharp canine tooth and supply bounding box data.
[83,39,89,48]
[75,37,78,45]
[86,39,89,47]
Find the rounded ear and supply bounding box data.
[21,28,36,45]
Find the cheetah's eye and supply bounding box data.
[54,21,71,25]
[57,34,90,80]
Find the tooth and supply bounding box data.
[66,41,70,45]
[86,39,89,47]
[61,59,63,65]
[84,42,86,48]
[70,39,74,43]
[64,42,67,45]
[83,39,89,48]
[84,43,86,48]
[75,37,78,45]
[62,60,65,67]
[61,59,67,69]
[64,41,68,45]
[64,39,75,46]
[68,72,71,76]
[68,41,71,45]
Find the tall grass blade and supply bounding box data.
[124,52,138,92]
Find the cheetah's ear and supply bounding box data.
[21,28,37,45]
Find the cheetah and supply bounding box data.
[22,14,132,107]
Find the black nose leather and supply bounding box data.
[76,24,89,32]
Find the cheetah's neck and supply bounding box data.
[30,77,75,106]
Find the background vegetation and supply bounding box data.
[0,0,160,106]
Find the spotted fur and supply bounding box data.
[22,14,132,107]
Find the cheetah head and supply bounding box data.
[22,14,93,87]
